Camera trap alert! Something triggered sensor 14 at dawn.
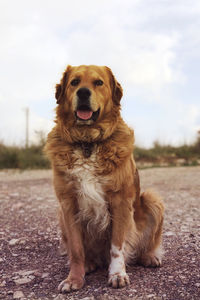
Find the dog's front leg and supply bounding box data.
[108,192,133,288]
[58,201,85,293]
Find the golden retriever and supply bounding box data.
[45,65,164,293]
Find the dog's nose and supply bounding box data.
[77,88,91,100]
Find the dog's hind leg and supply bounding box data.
[134,190,164,267]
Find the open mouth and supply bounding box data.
[75,106,100,122]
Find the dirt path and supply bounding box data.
[0,167,199,300]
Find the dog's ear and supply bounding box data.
[55,65,72,104]
[105,67,123,105]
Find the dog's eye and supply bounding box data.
[71,79,80,86]
[94,80,103,86]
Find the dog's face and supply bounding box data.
[55,65,123,126]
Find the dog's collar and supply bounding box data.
[75,141,95,158]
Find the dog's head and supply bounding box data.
[55,65,123,142]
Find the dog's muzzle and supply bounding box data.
[75,88,100,122]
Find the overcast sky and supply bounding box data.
[0,0,200,147]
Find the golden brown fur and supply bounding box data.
[45,65,164,292]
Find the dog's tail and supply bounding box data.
[133,168,164,222]
[140,189,164,227]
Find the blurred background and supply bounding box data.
[0,0,200,169]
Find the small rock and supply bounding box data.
[195,283,200,287]
[9,239,21,246]
[14,276,34,285]
[164,231,175,237]
[41,272,49,278]
[0,258,3,263]
[13,291,25,299]
[12,203,23,210]
[16,270,36,276]
[7,291,13,295]
[0,281,6,287]
[18,239,26,245]
[9,238,26,246]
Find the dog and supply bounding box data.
[44,65,164,293]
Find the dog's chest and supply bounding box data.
[69,150,110,232]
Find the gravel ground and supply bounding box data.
[0,167,199,300]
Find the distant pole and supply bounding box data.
[25,107,29,148]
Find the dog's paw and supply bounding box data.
[139,253,162,267]
[108,272,130,288]
[58,276,85,293]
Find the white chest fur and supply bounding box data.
[69,152,110,233]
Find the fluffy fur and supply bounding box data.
[44,65,164,293]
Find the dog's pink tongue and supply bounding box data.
[77,110,93,120]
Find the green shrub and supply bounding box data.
[0,143,50,169]
[134,147,158,162]
[0,144,19,168]
[192,131,200,154]
[135,132,200,165]
[17,146,50,169]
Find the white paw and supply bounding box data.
[108,272,130,288]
